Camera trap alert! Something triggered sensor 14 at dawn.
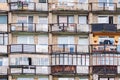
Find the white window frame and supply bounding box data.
[17,35,34,44]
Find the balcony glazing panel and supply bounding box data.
[0,45,7,53]
[77,66,88,74]
[0,24,7,32]
[0,66,8,75]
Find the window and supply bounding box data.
[79,0,88,3]
[39,17,48,24]
[98,16,113,24]
[17,16,27,23]
[79,78,88,80]
[98,0,113,7]
[77,55,89,65]
[59,16,74,24]
[0,34,8,45]
[118,16,120,24]
[58,78,74,80]
[58,36,74,44]
[11,57,29,65]
[79,16,87,24]
[39,77,48,80]
[0,0,6,3]
[17,78,34,80]
[17,35,34,44]
[99,36,114,45]
[33,56,49,65]
[0,15,7,24]
[39,0,47,3]
[0,59,2,66]
[38,35,48,44]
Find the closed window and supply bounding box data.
[79,16,87,24]
[58,78,74,80]
[98,0,113,7]
[0,15,7,24]
[59,16,74,24]
[39,17,48,24]
[98,16,113,24]
[79,0,88,3]
[39,77,48,80]
[0,59,2,66]
[38,35,48,44]
[17,78,34,80]
[39,0,47,3]
[0,0,6,3]
[58,36,74,44]
[17,36,34,44]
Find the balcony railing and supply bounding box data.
[0,24,7,32]
[92,66,117,74]
[0,66,8,75]
[10,23,48,32]
[9,44,48,53]
[9,65,50,74]
[51,65,76,74]
[92,24,117,32]
[50,23,90,33]
[9,2,48,11]
[51,65,89,74]
[0,45,7,54]
[91,45,119,53]
[51,44,89,53]
[50,2,88,11]
[90,2,117,11]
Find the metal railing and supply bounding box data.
[91,44,119,53]
[9,2,48,11]
[49,23,90,33]
[9,44,49,53]
[9,23,48,32]
[49,2,89,11]
[90,2,117,11]
[9,65,50,74]
[92,24,117,32]
[50,44,89,53]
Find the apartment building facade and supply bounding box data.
[0,0,120,80]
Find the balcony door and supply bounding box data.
[28,16,33,31]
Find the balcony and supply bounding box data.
[51,65,76,74]
[0,66,8,75]
[0,45,7,54]
[91,45,118,53]
[9,44,48,54]
[92,65,117,74]
[90,2,117,12]
[9,23,48,33]
[9,65,50,75]
[0,24,7,32]
[51,44,89,54]
[50,23,90,33]
[49,2,88,11]
[9,2,48,12]
[92,24,117,32]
